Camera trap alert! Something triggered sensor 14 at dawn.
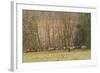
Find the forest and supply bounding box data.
[22,10,91,62]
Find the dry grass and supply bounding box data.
[23,49,91,63]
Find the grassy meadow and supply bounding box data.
[23,49,91,62]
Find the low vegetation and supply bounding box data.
[23,49,91,62]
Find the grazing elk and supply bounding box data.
[48,47,55,51]
[63,46,75,52]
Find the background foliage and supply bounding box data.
[23,10,91,52]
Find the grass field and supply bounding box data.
[23,49,91,63]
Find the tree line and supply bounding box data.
[23,10,91,52]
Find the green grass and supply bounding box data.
[23,49,91,63]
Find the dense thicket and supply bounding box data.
[79,13,91,48]
[23,10,91,52]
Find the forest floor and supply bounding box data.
[23,49,91,63]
